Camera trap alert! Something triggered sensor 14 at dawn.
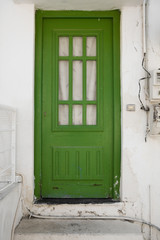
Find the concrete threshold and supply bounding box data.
[14,218,144,240]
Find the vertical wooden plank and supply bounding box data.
[34,10,43,198]
[112,11,121,199]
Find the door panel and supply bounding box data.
[42,18,114,198]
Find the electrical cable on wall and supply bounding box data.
[138,53,151,142]
[138,54,151,112]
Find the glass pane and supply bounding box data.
[59,37,69,56]
[87,61,96,100]
[86,105,96,125]
[59,61,69,100]
[73,37,83,56]
[59,105,69,125]
[73,61,83,100]
[86,37,96,56]
[72,105,83,125]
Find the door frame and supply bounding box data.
[34,10,121,200]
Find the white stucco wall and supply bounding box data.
[0,0,160,236]
[0,0,35,210]
[146,0,160,227]
[121,4,158,225]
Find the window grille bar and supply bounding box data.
[0,165,12,176]
[0,129,14,133]
[0,105,16,190]
[11,111,16,183]
[0,182,14,194]
[0,148,12,154]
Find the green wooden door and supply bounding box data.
[35,11,121,199]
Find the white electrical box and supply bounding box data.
[149,69,160,102]
[149,104,160,135]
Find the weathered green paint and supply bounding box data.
[34,11,121,200]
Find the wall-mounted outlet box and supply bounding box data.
[149,104,160,135]
[149,70,160,102]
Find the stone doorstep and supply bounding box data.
[14,218,144,240]
[29,201,127,217]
